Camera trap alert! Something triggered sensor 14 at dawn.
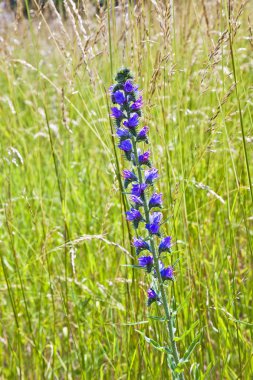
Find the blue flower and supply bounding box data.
[138,255,154,272]
[146,212,162,235]
[124,79,135,92]
[111,107,123,118]
[126,208,143,228]
[122,170,137,181]
[137,126,149,142]
[131,183,147,197]
[133,237,150,255]
[118,140,132,152]
[159,236,172,254]
[116,128,130,139]
[147,288,157,299]
[113,90,125,104]
[131,96,143,111]
[138,151,150,166]
[147,288,159,306]
[123,113,139,129]
[130,195,144,207]
[122,170,138,188]
[160,266,174,281]
[149,193,163,209]
[145,168,159,184]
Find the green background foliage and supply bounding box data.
[0,1,253,378]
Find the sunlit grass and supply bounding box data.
[0,1,253,378]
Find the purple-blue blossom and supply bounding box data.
[116,128,130,139]
[133,237,150,255]
[126,208,143,228]
[147,288,159,306]
[122,170,138,188]
[124,80,135,92]
[147,288,157,299]
[138,151,150,166]
[126,208,142,221]
[149,193,163,209]
[130,195,144,207]
[159,236,172,254]
[160,266,174,281]
[145,168,159,184]
[138,256,154,273]
[131,183,147,197]
[146,212,162,235]
[123,113,139,129]
[118,140,132,152]
[137,126,149,142]
[111,107,123,118]
[113,90,125,104]
[122,170,137,181]
[131,96,143,111]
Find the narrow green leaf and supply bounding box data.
[164,348,176,371]
[123,321,149,326]
[183,333,201,362]
[135,329,165,352]
[148,315,167,322]
[174,320,199,342]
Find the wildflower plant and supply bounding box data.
[109,68,199,378]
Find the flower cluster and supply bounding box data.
[110,68,175,307]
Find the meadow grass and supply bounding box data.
[0,1,253,378]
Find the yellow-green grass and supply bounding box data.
[0,1,253,378]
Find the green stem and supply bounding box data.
[131,137,183,379]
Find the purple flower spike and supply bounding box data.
[149,193,163,209]
[111,107,123,118]
[145,168,159,184]
[131,96,143,111]
[146,212,162,235]
[138,256,154,273]
[133,237,150,255]
[113,90,125,104]
[110,69,180,324]
[130,195,144,207]
[118,140,132,152]
[131,183,147,197]
[116,128,130,139]
[124,80,135,93]
[159,237,172,254]
[138,151,151,166]
[160,266,174,281]
[123,113,139,129]
[137,126,149,142]
[147,288,159,306]
[126,208,143,228]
